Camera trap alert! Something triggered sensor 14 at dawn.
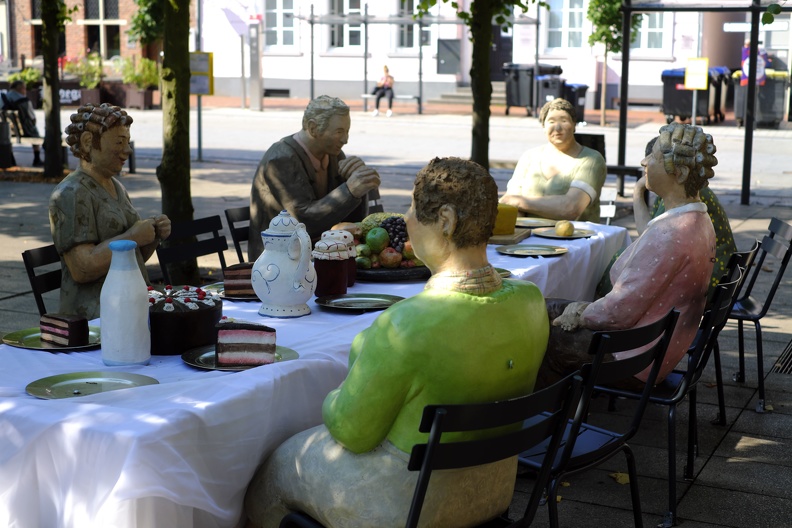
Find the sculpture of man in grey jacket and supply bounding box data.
[248,95,381,260]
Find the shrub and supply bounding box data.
[64,52,103,89]
[121,57,159,90]
[8,68,42,89]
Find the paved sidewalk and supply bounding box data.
[1,100,791,527]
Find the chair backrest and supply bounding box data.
[599,187,617,225]
[367,188,384,214]
[721,240,760,301]
[407,373,583,528]
[572,309,680,452]
[22,244,62,316]
[735,218,792,318]
[224,206,251,263]
[156,215,229,284]
[574,133,606,161]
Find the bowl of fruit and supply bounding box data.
[335,213,431,282]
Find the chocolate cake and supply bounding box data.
[148,285,223,355]
[223,262,255,297]
[40,313,89,347]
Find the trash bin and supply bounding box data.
[503,63,534,116]
[734,69,788,128]
[503,63,564,116]
[564,83,588,123]
[661,68,717,124]
[710,66,731,122]
[537,75,566,109]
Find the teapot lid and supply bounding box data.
[264,210,302,235]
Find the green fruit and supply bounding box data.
[355,256,372,269]
[365,227,390,254]
[356,243,372,257]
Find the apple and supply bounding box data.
[379,247,403,269]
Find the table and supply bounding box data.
[0,222,628,528]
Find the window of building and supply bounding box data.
[329,0,362,48]
[546,0,584,49]
[631,12,663,49]
[397,0,430,49]
[81,0,122,58]
[264,0,295,48]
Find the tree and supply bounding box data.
[40,1,77,177]
[587,0,642,126]
[129,0,166,45]
[763,2,786,24]
[156,0,198,285]
[417,1,531,169]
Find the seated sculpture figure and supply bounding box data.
[244,157,550,528]
[537,123,717,390]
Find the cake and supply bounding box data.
[148,285,223,355]
[493,203,518,235]
[215,317,277,366]
[224,262,255,297]
[40,313,89,347]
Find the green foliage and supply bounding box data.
[764,2,784,25]
[64,52,104,89]
[129,0,165,45]
[122,57,160,89]
[416,1,535,39]
[8,68,42,88]
[587,0,642,54]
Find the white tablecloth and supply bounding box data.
[0,222,628,528]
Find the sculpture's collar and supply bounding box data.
[426,264,502,295]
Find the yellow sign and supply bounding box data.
[189,52,214,96]
[685,57,709,90]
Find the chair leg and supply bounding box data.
[665,404,678,527]
[684,390,697,480]
[622,445,644,528]
[754,321,768,413]
[712,340,727,425]
[734,320,746,383]
[547,476,562,528]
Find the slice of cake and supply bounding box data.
[40,313,89,347]
[223,263,255,297]
[215,317,277,366]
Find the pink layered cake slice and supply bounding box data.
[40,313,89,347]
[216,318,277,366]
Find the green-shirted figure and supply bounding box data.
[245,157,550,528]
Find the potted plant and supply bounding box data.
[8,68,43,108]
[121,57,159,109]
[64,53,104,105]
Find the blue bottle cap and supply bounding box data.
[109,240,138,252]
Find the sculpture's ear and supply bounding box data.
[305,119,318,138]
[79,131,93,154]
[438,204,457,239]
[675,165,690,184]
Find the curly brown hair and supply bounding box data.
[64,103,133,161]
[539,98,576,126]
[412,157,498,248]
[655,123,718,197]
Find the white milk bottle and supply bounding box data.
[100,240,151,365]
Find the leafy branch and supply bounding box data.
[763,2,786,24]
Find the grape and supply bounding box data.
[380,216,408,254]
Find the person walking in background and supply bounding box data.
[371,65,395,117]
[3,80,43,167]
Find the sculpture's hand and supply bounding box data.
[552,301,590,332]
[152,214,171,241]
[345,161,381,199]
[338,156,366,180]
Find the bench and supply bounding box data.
[607,165,643,197]
[361,93,422,114]
[612,97,662,108]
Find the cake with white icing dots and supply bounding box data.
[148,285,223,355]
[215,317,277,366]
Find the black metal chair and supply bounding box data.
[595,272,742,528]
[156,215,229,285]
[729,218,792,413]
[224,205,250,263]
[518,308,680,528]
[280,373,584,528]
[22,244,62,315]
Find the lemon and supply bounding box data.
[555,220,575,237]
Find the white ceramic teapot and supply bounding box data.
[252,210,316,317]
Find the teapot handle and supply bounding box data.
[290,223,312,292]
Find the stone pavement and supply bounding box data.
[1,99,792,527]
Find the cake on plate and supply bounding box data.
[215,317,277,366]
[40,313,89,347]
[148,285,223,355]
[223,262,255,297]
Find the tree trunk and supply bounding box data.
[600,52,608,127]
[40,2,63,175]
[156,0,199,285]
[468,2,493,170]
